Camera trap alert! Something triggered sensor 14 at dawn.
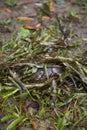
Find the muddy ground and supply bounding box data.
[0,0,87,130]
[0,0,87,49]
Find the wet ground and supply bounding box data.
[0,0,87,57]
[0,0,87,42]
[0,0,87,130]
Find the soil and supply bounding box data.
[0,0,87,55]
[0,0,87,130]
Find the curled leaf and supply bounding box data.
[17,17,34,21]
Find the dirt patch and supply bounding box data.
[0,0,87,55]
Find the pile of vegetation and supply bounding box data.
[0,0,87,130]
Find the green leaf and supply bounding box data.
[1,114,14,123]
[3,89,19,99]
[6,116,25,130]
[18,27,30,38]
[0,84,3,91]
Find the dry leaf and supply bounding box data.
[17,17,34,21]
[28,116,38,130]
[24,24,41,30]
[31,121,38,130]
[23,25,36,30]
[49,0,55,12]
[36,23,41,30]
[50,52,56,57]
[42,16,50,20]
[3,8,12,13]
[0,52,3,61]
